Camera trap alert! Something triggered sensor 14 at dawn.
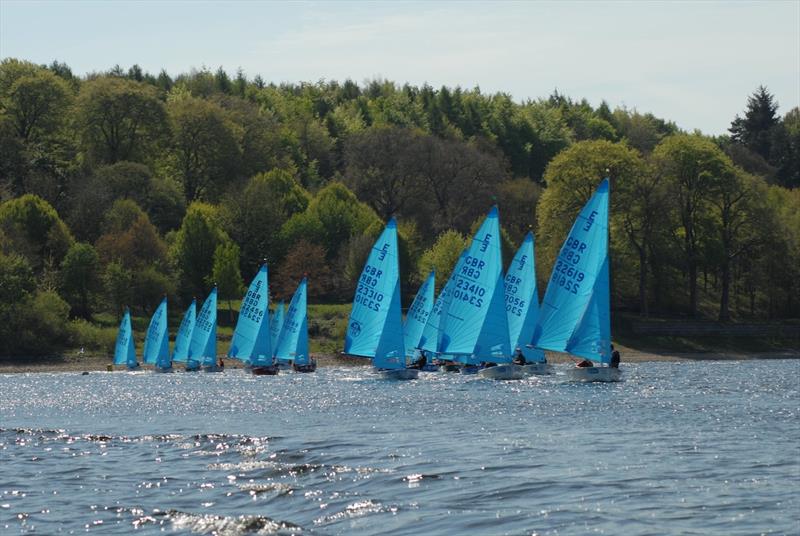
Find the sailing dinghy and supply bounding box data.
[434,207,518,380]
[143,297,171,372]
[275,278,315,372]
[531,179,621,382]
[113,307,139,370]
[171,299,196,372]
[270,301,288,369]
[229,264,277,375]
[344,218,417,380]
[403,270,436,371]
[188,288,221,373]
[505,233,551,375]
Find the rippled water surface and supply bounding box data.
[1,361,798,535]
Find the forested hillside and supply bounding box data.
[1,58,798,355]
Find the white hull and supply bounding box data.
[377,368,419,380]
[477,364,525,381]
[521,363,554,376]
[565,367,622,383]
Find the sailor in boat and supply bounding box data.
[576,358,594,368]
[512,347,526,366]
[218,357,225,370]
[610,345,620,368]
[408,349,427,370]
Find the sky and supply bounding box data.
[1,0,798,135]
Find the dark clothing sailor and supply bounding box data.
[610,346,620,369]
[410,350,427,370]
[576,359,594,368]
[512,348,526,366]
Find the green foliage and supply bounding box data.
[15,290,71,355]
[60,242,100,318]
[417,230,468,293]
[0,193,73,271]
[171,202,229,297]
[66,318,118,353]
[74,76,167,164]
[211,241,244,317]
[281,182,380,260]
[103,261,132,317]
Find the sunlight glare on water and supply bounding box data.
[1,360,798,535]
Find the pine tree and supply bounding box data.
[729,85,779,161]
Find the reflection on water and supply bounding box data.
[1,361,798,535]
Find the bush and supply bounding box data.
[67,319,117,353]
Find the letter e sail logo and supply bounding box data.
[350,321,362,337]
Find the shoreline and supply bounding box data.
[1,347,798,374]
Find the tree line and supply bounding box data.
[0,58,798,355]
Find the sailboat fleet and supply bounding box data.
[113,178,618,383]
[112,264,313,375]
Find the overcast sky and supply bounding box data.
[1,0,798,135]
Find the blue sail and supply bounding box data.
[189,288,218,367]
[171,300,196,363]
[419,251,466,353]
[505,233,546,362]
[403,270,435,357]
[275,278,310,365]
[228,264,270,364]
[439,207,510,364]
[142,297,169,367]
[113,308,137,367]
[532,179,611,363]
[270,301,285,351]
[344,219,405,369]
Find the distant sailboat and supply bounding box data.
[531,178,620,382]
[505,233,550,375]
[143,297,171,373]
[403,270,435,368]
[189,288,220,373]
[275,277,315,373]
[113,307,139,370]
[437,207,518,379]
[171,299,196,371]
[270,301,285,351]
[344,219,417,380]
[419,251,467,371]
[229,264,277,375]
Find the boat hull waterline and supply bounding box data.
[565,367,622,383]
[477,364,525,381]
[377,368,419,381]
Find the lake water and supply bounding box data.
[1,361,798,535]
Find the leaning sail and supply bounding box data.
[403,271,435,357]
[344,219,405,369]
[189,288,218,367]
[228,264,270,364]
[532,179,610,363]
[113,308,136,367]
[270,301,285,351]
[172,300,196,363]
[505,233,545,362]
[275,278,309,365]
[439,207,510,363]
[142,297,169,367]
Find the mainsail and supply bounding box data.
[142,297,169,368]
[270,301,285,351]
[228,264,271,365]
[403,270,435,357]
[171,300,196,363]
[418,251,466,354]
[275,278,310,365]
[505,233,545,362]
[344,219,405,369]
[113,308,137,368]
[189,288,218,368]
[532,179,611,363]
[439,207,510,364]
